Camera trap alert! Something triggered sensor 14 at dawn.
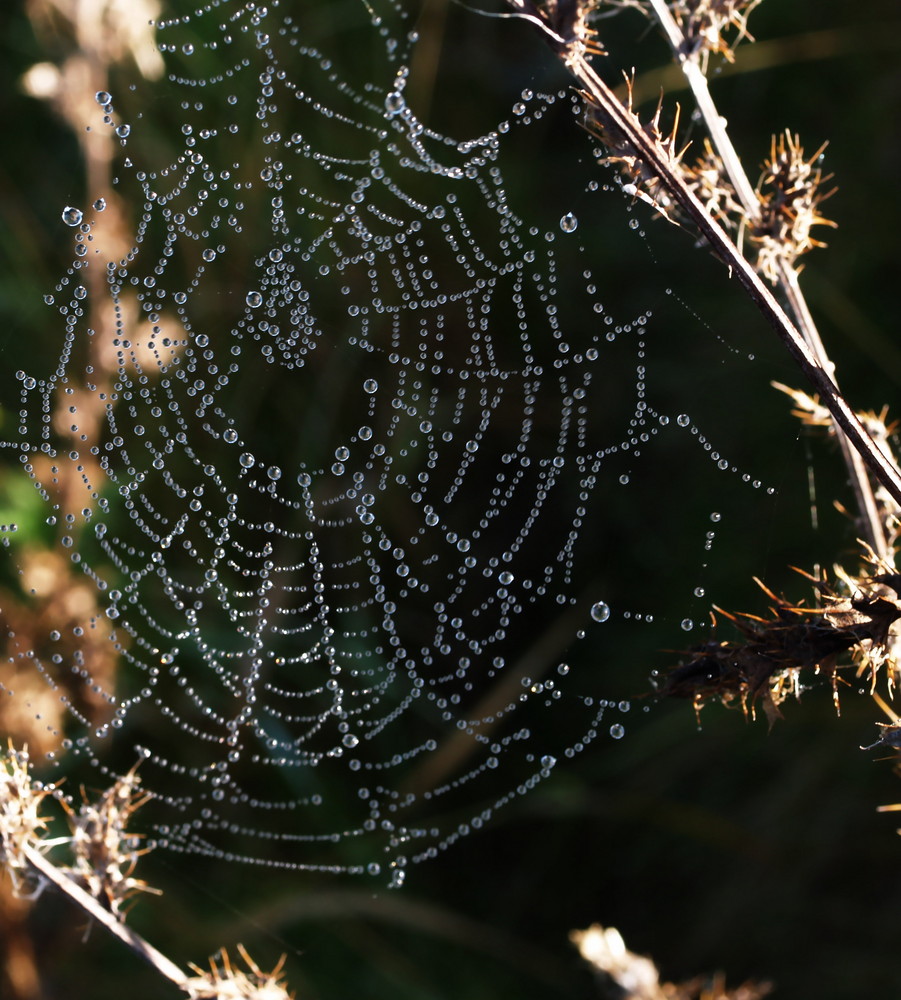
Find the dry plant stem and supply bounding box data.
[21,843,189,992]
[777,261,887,559]
[647,0,759,212]
[564,51,901,510]
[646,0,889,558]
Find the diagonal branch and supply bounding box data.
[645,0,889,560]
[505,0,901,519]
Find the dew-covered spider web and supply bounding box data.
[2,0,799,888]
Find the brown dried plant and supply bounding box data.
[749,131,837,284]
[506,0,901,550]
[0,743,295,999]
[184,945,294,1000]
[505,1,901,751]
[572,923,771,1000]
[61,763,159,916]
[0,744,57,896]
[658,572,901,725]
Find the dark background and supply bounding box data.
[2,1,901,998]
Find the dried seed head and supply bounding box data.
[750,131,837,283]
[0,742,56,892]
[679,138,744,229]
[185,945,294,1000]
[669,0,763,69]
[506,1,605,61]
[584,77,689,222]
[62,763,158,915]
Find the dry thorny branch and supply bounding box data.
[507,0,901,552]
[505,0,901,724]
[0,744,293,999]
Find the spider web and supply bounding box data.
[2,0,793,887]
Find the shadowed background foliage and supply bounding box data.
[2,1,901,998]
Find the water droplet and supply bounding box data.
[363,379,378,393]
[629,217,640,230]
[246,290,263,308]
[92,198,106,212]
[560,212,578,233]
[342,733,360,749]
[61,206,83,227]
[239,452,255,469]
[590,601,610,623]
[710,512,721,522]
[384,91,405,116]
[95,90,112,106]
[540,755,556,768]
[680,618,694,631]
[223,429,238,444]
[677,413,690,427]
[693,586,705,598]
[115,124,131,139]
[498,570,514,585]
[609,724,625,739]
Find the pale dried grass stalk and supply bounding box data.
[0,744,293,999]
[506,0,900,559]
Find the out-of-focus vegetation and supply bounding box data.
[2,1,901,998]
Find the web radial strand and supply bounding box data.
[4,0,775,884]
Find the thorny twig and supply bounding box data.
[642,0,889,563]
[0,745,292,999]
[505,0,901,551]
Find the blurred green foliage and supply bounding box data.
[2,1,901,998]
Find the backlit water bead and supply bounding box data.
[115,124,131,138]
[384,91,405,116]
[95,90,112,105]
[246,290,263,308]
[560,212,578,233]
[590,601,610,623]
[239,452,255,468]
[93,198,106,212]
[609,724,625,739]
[677,413,690,426]
[680,618,694,631]
[363,379,378,393]
[62,206,83,227]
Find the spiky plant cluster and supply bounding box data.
[574,4,838,289]
[659,574,901,724]
[583,77,688,223]
[62,764,158,916]
[749,132,837,283]
[185,945,294,1000]
[665,0,763,67]
[506,0,605,60]
[0,744,55,894]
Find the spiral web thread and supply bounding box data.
[2,0,775,887]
